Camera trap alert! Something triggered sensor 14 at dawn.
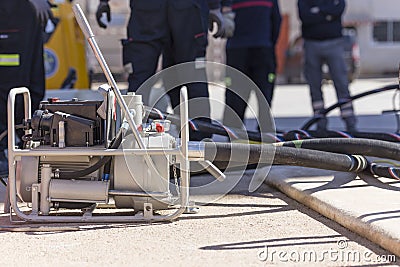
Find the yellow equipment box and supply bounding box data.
[44,0,89,89]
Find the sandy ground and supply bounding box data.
[0,170,397,267]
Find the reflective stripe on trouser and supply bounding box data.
[0,54,19,66]
[340,99,357,126]
[312,100,327,130]
[312,100,324,113]
[313,99,355,118]
[340,100,354,118]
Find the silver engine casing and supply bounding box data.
[16,132,175,212]
[17,155,101,202]
[113,133,175,210]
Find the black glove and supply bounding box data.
[28,0,52,25]
[96,0,111,29]
[209,8,225,38]
[222,11,235,38]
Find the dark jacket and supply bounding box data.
[227,0,281,48]
[128,0,219,42]
[206,0,221,9]
[0,0,44,94]
[298,0,345,40]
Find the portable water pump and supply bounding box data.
[7,84,200,222]
[4,4,218,223]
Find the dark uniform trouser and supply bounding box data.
[304,38,356,130]
[123,0,211,140]
[162,0,211,141]
[223,46,276,131]
[162,49,212,140]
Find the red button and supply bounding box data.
[155,123,164,133]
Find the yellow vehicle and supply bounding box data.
[44,0,90,89]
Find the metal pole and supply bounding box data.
[12,147,205,159]
[178,87,190,209]
[108,190,169,198]
[72,4,144,150]
[13,148,181,157]
[40,164,52,215]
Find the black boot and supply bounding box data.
[316,117,328,132]
[344,116,357,133]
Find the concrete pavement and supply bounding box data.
[263,166,400,257]
[0,171,398,266]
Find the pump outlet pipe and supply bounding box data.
[202,142,368,173]
[276,138,400,161]
[283,130,400,143]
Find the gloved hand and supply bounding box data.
[28,0,51,25]
[310,6,320,14]
[222,11,235,38]
[96,0,111,29]
[209,8,225,38]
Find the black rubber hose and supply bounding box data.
[301,84,399,130]
[369,163,400,180]
[278,138,400,161]
[203,142,368,173]
[345,131,400,142]
[102,156,112,180]
[58,129,123,179]
[282,130,314,141]
[102,130,125,180]
[0,130,7,143]
[283,130,400,143]
[0,124,26,143]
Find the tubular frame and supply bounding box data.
[6,87,191,223]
